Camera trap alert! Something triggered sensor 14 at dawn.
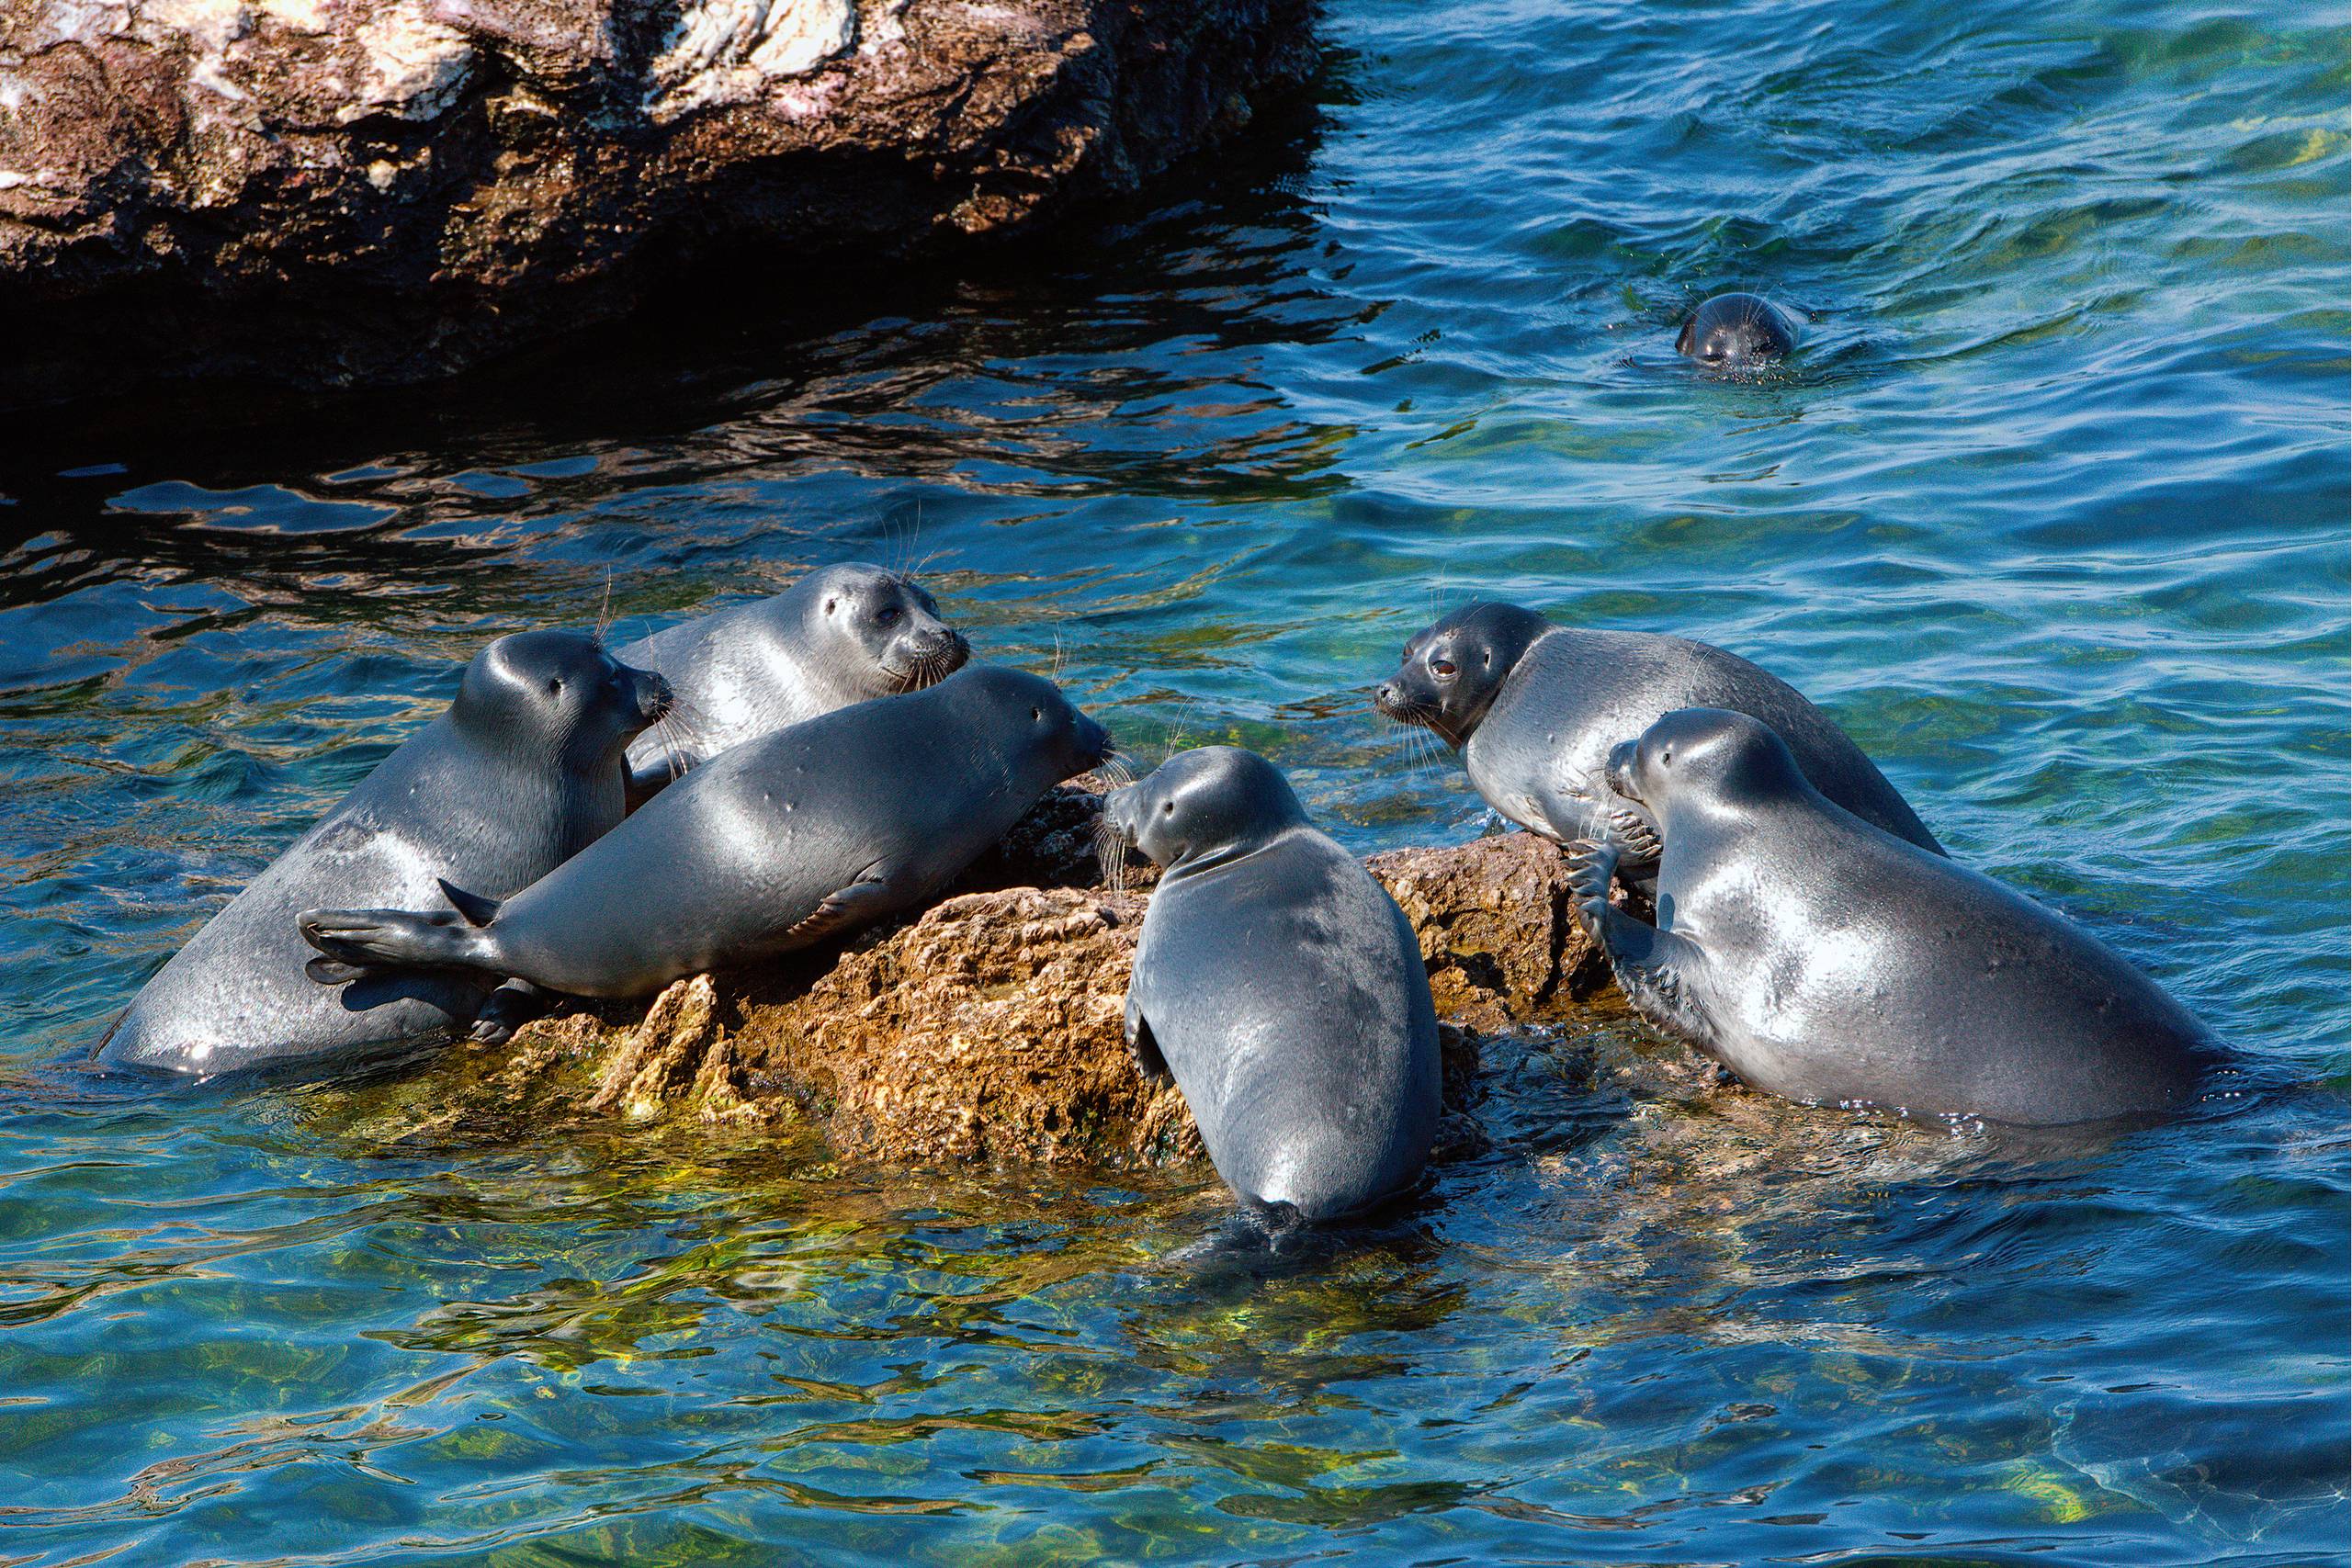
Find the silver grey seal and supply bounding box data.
[1373,601,1939,876]
[97,630,670,1077]
[1106,747,1442,1235]
[616,562,967,807]
[1569,707,2212,1126]
[298,664,1112,1001]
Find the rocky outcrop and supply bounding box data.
[394,778,1615,1165]
[0,0,1317,403]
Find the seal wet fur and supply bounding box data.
[1374,601,1940,879]
[97,631,671,1077]
[1105,747,1442,1246]
[299,665,1112,1001]
[1569,707,2212,1125]
[616,562,967,807]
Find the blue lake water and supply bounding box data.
[2,0,2346,1561]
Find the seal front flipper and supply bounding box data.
[470,979,558,1045]
[1565,840,1710,1039]
[623,752,689,813]
[781,867,903,947]
[1124,996,1171,1084]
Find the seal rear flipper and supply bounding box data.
[297,906,495,979]
[436,879,502,928]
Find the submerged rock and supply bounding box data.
[0,0,1316,403]
[435,782,1614,1166]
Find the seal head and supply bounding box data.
[1676,292,1797,368]
[461,629,675,794]
[618,562,967,803]
[1106,745,1308,870]
[1371,601,1555,747]
[800,562,968,697]
[1602,705,1805,832]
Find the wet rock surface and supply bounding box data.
[429,781,1614,1167]
[0,0,1316,404]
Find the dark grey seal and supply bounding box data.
[1569,707,2212,1125]
[1676,292,1799,367]
[299,664,1112,1000]
[616,562,967,807]
[97,631,671,1077]
[1373,602,1939,875]
[1106,747,1441,1235]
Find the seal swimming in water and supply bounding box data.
[616,562,967,807]
[97,630,672,1077]
[1568,707,2212,1125]
[298,664,1113,1001]
[1373,602,1939,876]
[1105,747,1441,1240]
[1676,292,1799,367]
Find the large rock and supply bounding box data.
[424,782,1615,1165]
[0,0,1316,403]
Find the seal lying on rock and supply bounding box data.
[1374,601,1939,878]
[299,665,1113,1003]
[1677,292,1799,367]
[98,631,672,1077]
[1106,747,1442,1243]
[616,562,967,807]
[1568,707,2213,1125]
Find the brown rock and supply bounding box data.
[462,815,1607,1165]
[0,0,1316,405]
[731,885,1185,1163]
[1368,831,1614,1032]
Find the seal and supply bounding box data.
[1568,707,2212,1125]
[1105,747,1441,1235]
[616,562,967,807]
[298,664,1114,1001]
[1676,292,1798,367]
[97,630,672,1077]
[1373,602,1940,875]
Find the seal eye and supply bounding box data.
[1031,707,1043,722]
[876,607,900,626]
[1162,801,1174,815]
[547,678,564,695]
[824,598,838,615]
[1431,660,1457,678]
